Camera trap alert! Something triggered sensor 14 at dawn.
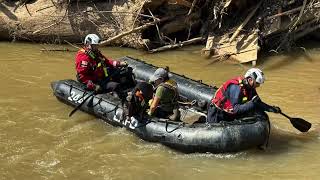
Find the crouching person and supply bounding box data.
[148,68,181,121]
[207,68,281,123]
[123,82,154,120]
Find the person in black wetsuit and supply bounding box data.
[123,82,154,120]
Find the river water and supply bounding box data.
[0,42,319,180]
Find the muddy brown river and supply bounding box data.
[0,42,319,179]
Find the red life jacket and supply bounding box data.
[211,76,253,114]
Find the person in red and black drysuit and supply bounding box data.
[207,68,281,123]
[75,34,128,97]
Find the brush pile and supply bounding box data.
[1,0,319,64]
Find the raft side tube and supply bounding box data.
[118,56,217,107]
[50,56,270,153]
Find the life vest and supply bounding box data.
[157,79,179,107]
[78,48,110,78]
[211,76,253,114]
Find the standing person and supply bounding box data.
[75,34,128,96]
[148,68,181,121]
[123,81,154,120]
[207,68,281,123]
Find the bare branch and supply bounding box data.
[100,18,161,46]
[149,37,205,53]
[32,1,70,34]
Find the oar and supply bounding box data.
[68,91,95,117]
[279,111,312,132]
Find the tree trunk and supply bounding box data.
[0,0,147,48]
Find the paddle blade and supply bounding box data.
[289,117,312,132]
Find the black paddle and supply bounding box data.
[279,111,312,132]
[68,91,95,117]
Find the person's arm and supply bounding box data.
[254,96,281,113]
[228,85,255,114]
[75,54,96,86]
[149,96,160,115]
[148,86,163,115]
[256,100,272,111]
[104,58,120,67]
[249,89,279,112]
[104,58,128,67]
[97,52,127,67]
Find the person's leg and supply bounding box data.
[99,81,122,98]
[168,108,181,121]
[154,108,170,119]
[104,81,120,92]
[206,105,221,123]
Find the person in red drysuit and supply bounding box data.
[75,34,128,97]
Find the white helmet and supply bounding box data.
[84,34,100,45]
[244,68,265,84]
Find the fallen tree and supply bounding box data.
[0,0,150,48]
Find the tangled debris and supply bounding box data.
[1,0,319,64]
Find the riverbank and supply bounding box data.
[1,41,320,180]
[1,0,319,65]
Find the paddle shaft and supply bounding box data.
[68,91,95,117]
[280,112,291,119]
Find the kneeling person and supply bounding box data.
[207,68,281,123]
[124,82,154,120]
[75,33,128,96]
[148,68,181,121]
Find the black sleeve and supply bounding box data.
[256,99,273,112]
[228,85,255,114]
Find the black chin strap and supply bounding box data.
[243,78,254,89]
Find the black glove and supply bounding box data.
[268,106,281,113]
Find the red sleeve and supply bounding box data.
[75,52,96,84]
[97,52,119,67]
[104,58,120,67]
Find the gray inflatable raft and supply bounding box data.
[50,56,270,153]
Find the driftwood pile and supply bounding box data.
[1,0,319,64]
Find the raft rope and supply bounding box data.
[165,120,185,133]
[91,98,151,129]
[85,95,120,117]
[103,103,119,115]
[88,97,103,108]
[84,94,152,129]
